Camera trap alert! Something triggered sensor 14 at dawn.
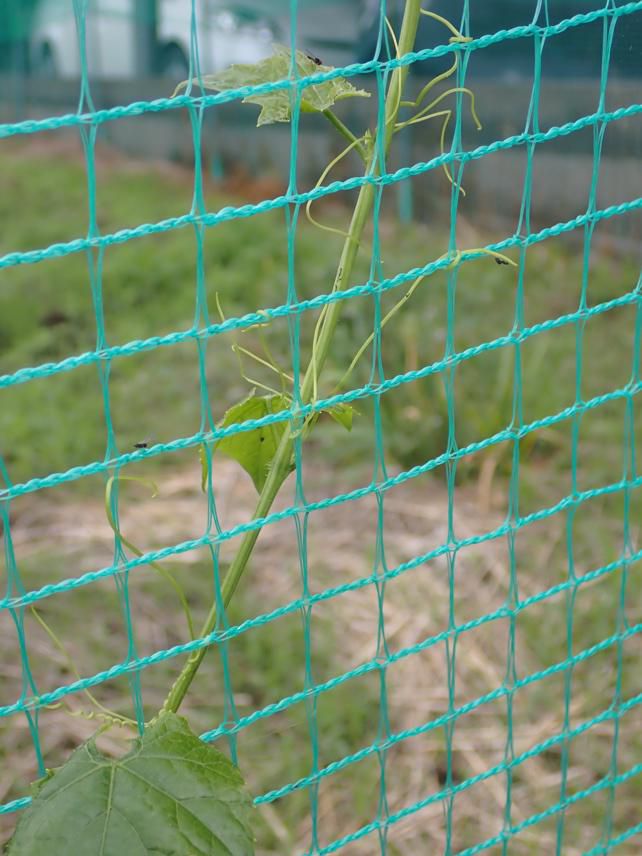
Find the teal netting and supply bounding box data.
[1,0,642,853]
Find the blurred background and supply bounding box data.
[1,0,641,245]
[1,3,642,853]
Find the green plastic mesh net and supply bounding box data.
[1,1,642,853]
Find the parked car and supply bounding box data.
[29,0,282,79]
[231,0,365,69]
[274,0,365,68]
[157,1,282,79]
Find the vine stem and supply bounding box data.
[322,109,367,161]
[161,0,423,717]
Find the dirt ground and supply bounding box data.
[3,453,626,854]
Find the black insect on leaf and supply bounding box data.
[306,53,322,65]
[495,257,510,265]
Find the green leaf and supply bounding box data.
[8,713,254,856]
[327,403,353,431]
[199,443,209,493]
[215,391,293,492]
[173,45,369,126]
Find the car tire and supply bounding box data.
[32,42,58,78]
[158,43,190,81]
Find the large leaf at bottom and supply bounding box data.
[7,713,254,856]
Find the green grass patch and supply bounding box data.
[1,144,639,494]
[1,142,641,853]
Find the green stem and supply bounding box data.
[161,0,423,717]
[335,273,426,393]
[322,109,367,161]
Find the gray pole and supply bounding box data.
[134,0,158,77]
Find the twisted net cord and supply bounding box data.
[1,1,641,853]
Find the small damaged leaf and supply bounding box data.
[199,443,209,493]
[215,391,294,492]
[327,403,354,431]
[173,45,369,126]
[8,713,255,856]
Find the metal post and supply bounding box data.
[134,0,158,77]
[7,0,28,121]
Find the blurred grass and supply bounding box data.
[1,140,641,852]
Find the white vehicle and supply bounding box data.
[30,0,281,80]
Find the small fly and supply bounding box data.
[306,53,322,65]
[495,257,510,266]
[133,439,152,449]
